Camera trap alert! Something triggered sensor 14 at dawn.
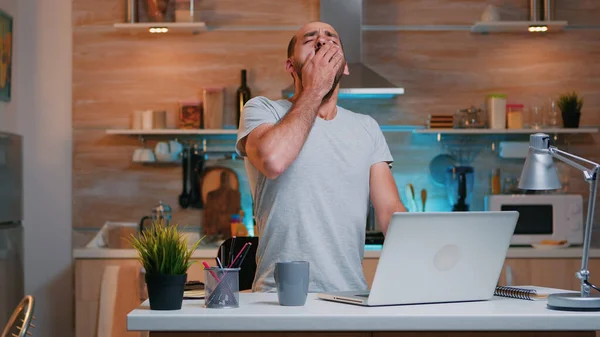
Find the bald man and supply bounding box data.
[235,21,406,293]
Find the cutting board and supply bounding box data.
[201,166,241,239]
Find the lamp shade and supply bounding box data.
[518,133,562,190]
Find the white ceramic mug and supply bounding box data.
[132,148,156,163]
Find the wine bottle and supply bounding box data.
[236,69,251,127]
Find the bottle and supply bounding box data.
[236,69,251,127]
[490,168,501,194]
[230,214,247,237]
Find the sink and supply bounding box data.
[85,222,206,249]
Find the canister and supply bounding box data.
[486,94,507,129]
[203,87,224,129]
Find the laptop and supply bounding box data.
[317,211,519,306]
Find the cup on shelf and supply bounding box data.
[154,140,183,162]
[529,105,544,130]
[132,147,155,163]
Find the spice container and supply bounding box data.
[506,104,524,129]
[203,87,224,129]
[178,100,202,129]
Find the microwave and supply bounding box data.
[484,194,583,245]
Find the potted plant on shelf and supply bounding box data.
[557,91,583,128]
[128,220,203,310]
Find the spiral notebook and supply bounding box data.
[494,285,576,301]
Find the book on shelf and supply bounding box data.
[494,285,577,301]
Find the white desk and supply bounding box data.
[127,293,600,337]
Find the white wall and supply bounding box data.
[0,0,17,134]
[17,0,73,336]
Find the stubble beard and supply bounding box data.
[294,58,346,101]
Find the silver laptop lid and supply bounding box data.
[367,211,518,306]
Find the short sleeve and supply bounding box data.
[368,117,393,167]
[235,97,280,157]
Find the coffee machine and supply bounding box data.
[445,166,474,211]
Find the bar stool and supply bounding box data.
[1,295,35,337]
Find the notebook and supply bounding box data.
[183,289,205,299]
[494,285,576,301]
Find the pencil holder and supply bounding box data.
[204,267,240,308]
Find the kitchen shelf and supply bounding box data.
[413,127,599,135]
[380,125,424,132]
[106,126,426,136]
[113,22,207,33]
[471,21,568,33]
[105,128,237,135]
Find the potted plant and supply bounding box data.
[128,220,203,310]
[557,91,583,128]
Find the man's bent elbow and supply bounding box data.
[262,155,287,179]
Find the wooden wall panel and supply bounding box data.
[73,0,600,232]
[362,30,600,125]
[363,0,600,26]
[364,0,528,25]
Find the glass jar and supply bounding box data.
[528,104,544,129]
[546,98,560,127]
[175,0,194,22]
[506,104,524,129]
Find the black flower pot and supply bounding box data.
[562,111,581,128]
[145,273,187,310]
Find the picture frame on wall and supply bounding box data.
[0,10,12,102]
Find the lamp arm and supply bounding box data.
[549,147,600,176]
[548,147,600,297]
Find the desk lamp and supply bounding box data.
[519,133,600,311]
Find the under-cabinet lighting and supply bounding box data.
[528,25,548,33]
[149,27,169,33]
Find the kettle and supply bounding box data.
[139,201,172,232]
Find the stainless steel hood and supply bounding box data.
[282,0,405,99]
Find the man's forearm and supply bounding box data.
[255,90,322,176]
[379,202,407,235]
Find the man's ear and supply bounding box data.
[286,58,300,82]
[343,63,350,75]
[285,58,294,75]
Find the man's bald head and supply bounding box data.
[287,21,343,58]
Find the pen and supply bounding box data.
[228,242,250,268]
[229,236,236,266]
[220,246,225,267]
[202,261,220,282]
[215,257,223,269]
[233,243,252,268]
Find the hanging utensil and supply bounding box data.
[405,184,417,212]
[421,189,427,212]
[189,144,204,209]
[178,145,191,208]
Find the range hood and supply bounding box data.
[281,0,405,99]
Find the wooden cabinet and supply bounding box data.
[497,258,600,290]
[76,256,600,337]
[75,258,215,337]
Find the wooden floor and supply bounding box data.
[150,331,595,337]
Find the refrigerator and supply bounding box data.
[0,131,24,327]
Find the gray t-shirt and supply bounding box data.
[236,96,393,293]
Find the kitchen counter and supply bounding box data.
[74,245,600,259]
[127,293,600,336]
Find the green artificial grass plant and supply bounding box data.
[128,220,203,275]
